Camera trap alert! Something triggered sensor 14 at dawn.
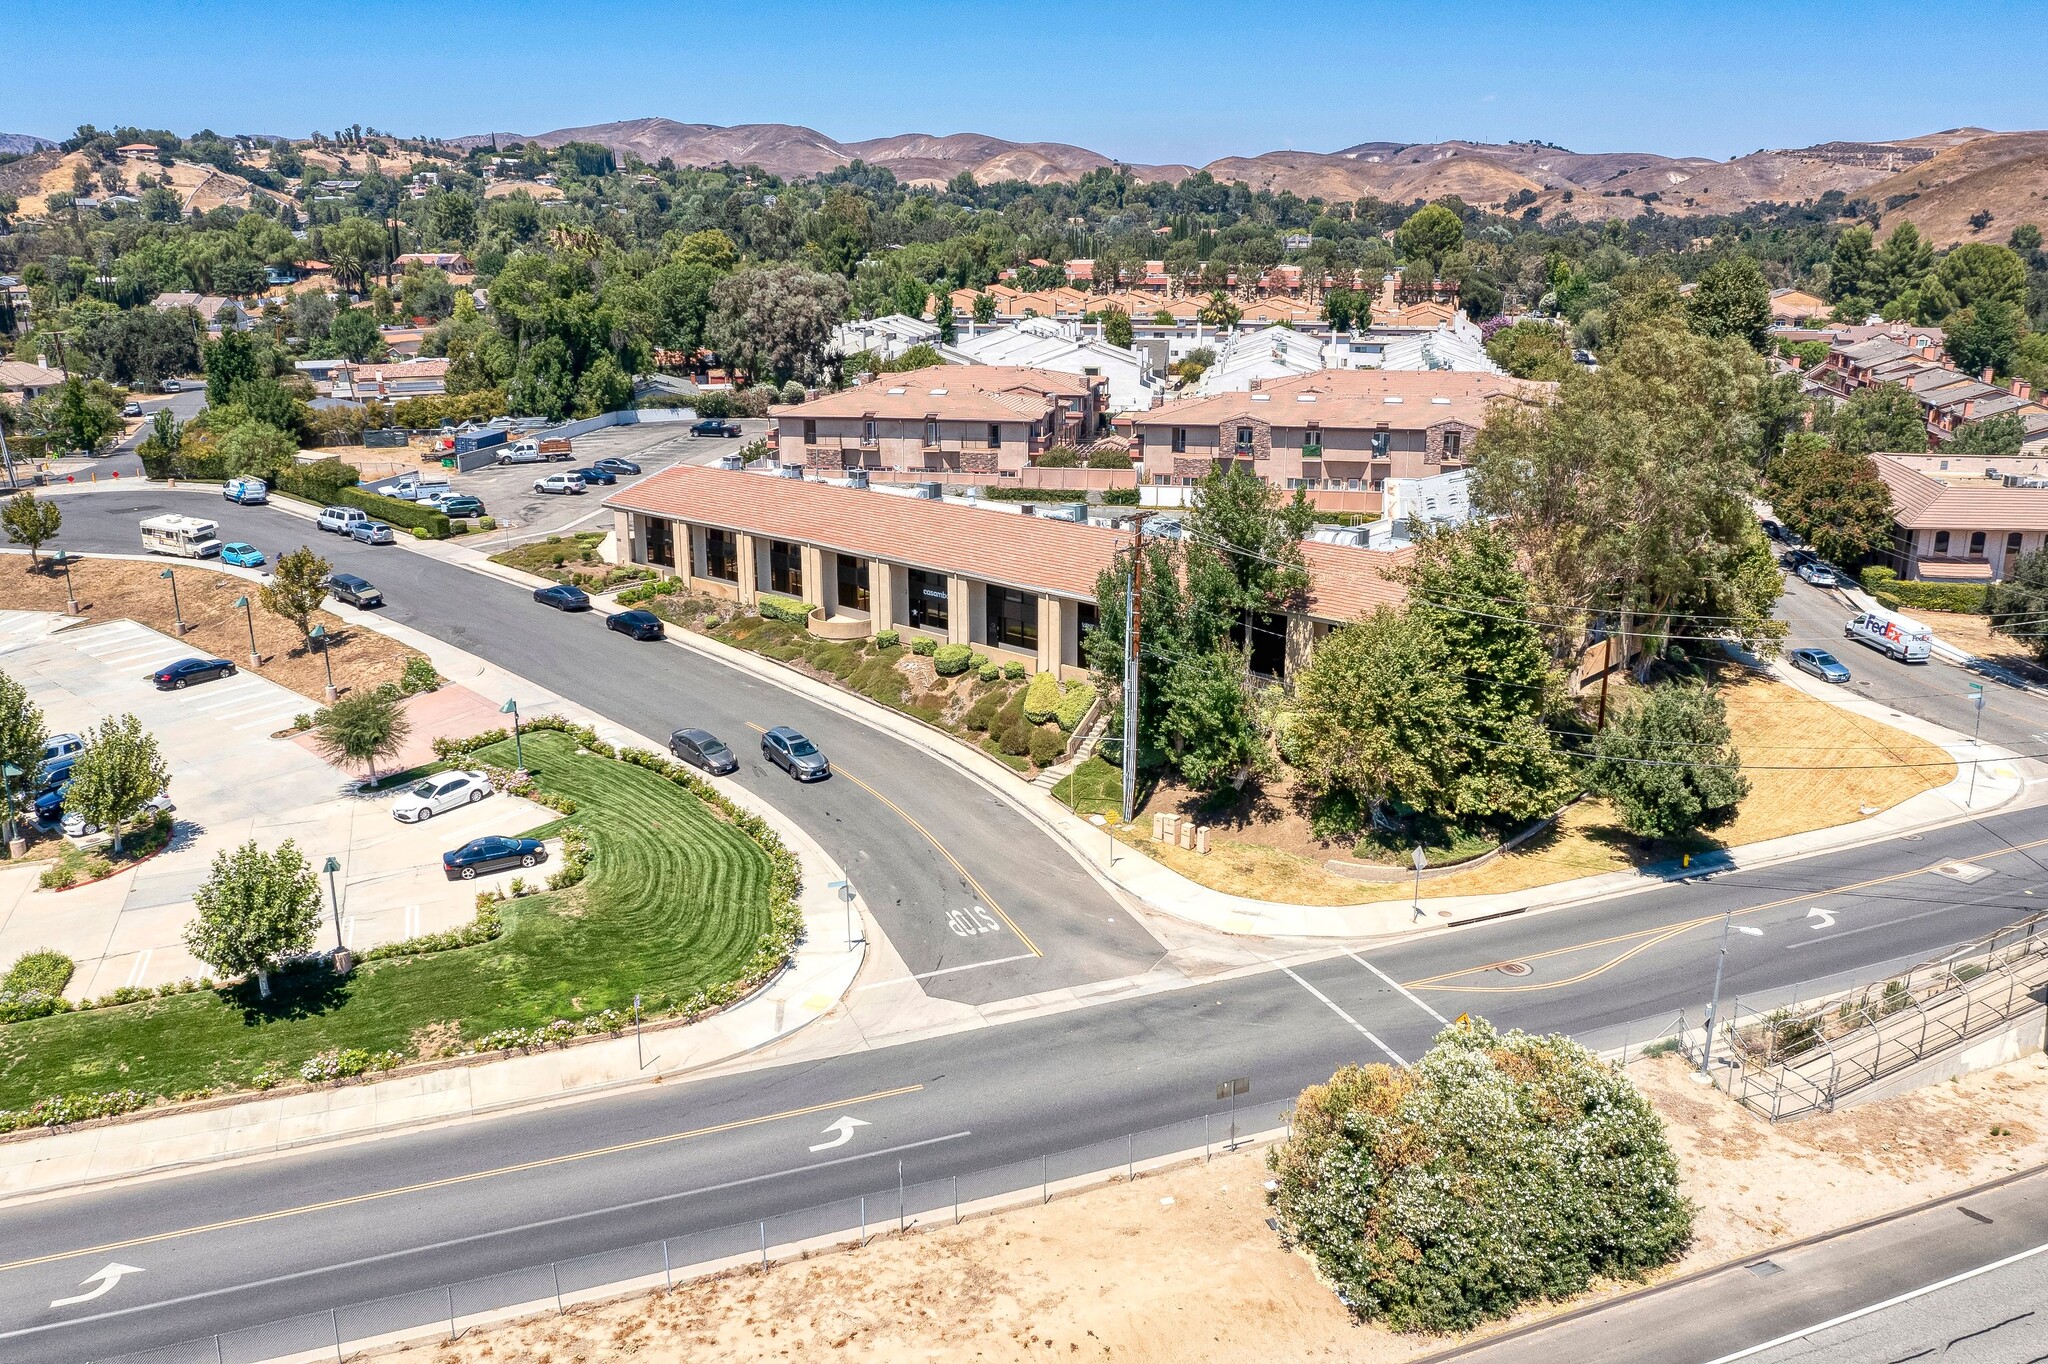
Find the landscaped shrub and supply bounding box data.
[1028,725,1066,767]
[1269,1019,1692,1334]
[969,652,988,670]
[977,663,1001,682]
[399,657,440,694]
[3,949,74,997]
[933,643,973,676]
[980,487,1086,503]
[874,629,899,650]
[1022,670,1065,724]
[615,577,684,605]
[1860,565,1988,614]
[1003,661,1026,680]
[1101,486,1140,506]
[1054,680,1097,732]
[999,716,1033,756]
[964,691,1001,732]
[910,636,939,656]
[757,594,809,625]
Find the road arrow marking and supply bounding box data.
[1808,907,1837,930]
[808,1115,871,1152]
[50,1263,143,1309]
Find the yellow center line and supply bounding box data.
[1403,833,2048,995]
[0,1084,923,1277]
[745,722,1041,957]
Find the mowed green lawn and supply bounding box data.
[0,732,775,1109]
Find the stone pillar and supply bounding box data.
[871,559,897,630]
[800,545,826,610]
[736,532,758,607]
[947,574,971,645]
[1285,613,1315,679]
[1036,595,1063,674]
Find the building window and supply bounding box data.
[1076,600,1099,644]
[1442,430,1462,460]
[988,423,1002,449]
[1171,427,1187,454]
[646,518,675,570]
[1235,426,1254,453]
[986,585,1039,652]
[803,419,817,446]
[703,527,737,582]
[907,568,949,631]
[1970,531,1987,558]
[862,419,877,445]
[836,555,870,611]
[1934,531,1951,555]
[769,539,803,596]
[925,417,940,447]
[2009,532,2024,558]
[1370,431,1391,458]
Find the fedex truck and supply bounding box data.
[1845,609,1933,663]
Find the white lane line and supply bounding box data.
[1344,948,1449,1025]
[852,951,1040,991]
[182,685,275,714]
[231,709,308,732]
[1700,1237,2048,1363]
[122,949,153,990]
[1267,956,1405,1064]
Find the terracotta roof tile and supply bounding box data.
[1874,456,2048,531]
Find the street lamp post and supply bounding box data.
[310,624,336,703]
[1,761,23,858]
[232,596,260,669]
[323,854,350,973]
[1967,682,1986,806]
[827,878,861,947]
[159,567,185,634]
[500,697,525,773]
[1694,908,1765,1085]
[51,550,79,616]
[1410,845,1428,921]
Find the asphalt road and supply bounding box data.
[1436,1166,2048,1364]
[40,488,1166,1005]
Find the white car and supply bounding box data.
[63,793,174,840]
[390,769,493,823]
[533,472,586,496]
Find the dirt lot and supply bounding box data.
[0,553,423,703]
[1127,669,1958,906]
[382,1053,2048,1364]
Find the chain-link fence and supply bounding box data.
[94,1107,1289,1364]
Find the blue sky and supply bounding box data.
[3,0,2042,162]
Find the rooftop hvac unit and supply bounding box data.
[1019,503,1037,516]
[777,464,805,479]
[1046,502,1088,522]
[846,468,870,489]
[914,481,942,500]
[715,453,744,471]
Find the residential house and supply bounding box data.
[829,314,941,364]
[333,358,449,400]
[603,462,1407,679]
[1808,333,2048,452]
[1768,288,1829,325]
[0,360,67,402]
[946,317,1164,412]
[1872,456,2048,582]
[770,365,1105,476]
[116,142,161,162]
[393,252,472,275]
[1129,369,1548,506]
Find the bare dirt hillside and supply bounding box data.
[1867,130,2048,247]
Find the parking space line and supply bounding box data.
[183,685,277,714]
[122,949,153,990]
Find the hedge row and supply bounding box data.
[1860,566,1988,614]
[757,594,809,624]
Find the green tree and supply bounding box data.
[1100,306,1132,349]
[204,329,262,407]
[508,335,575,420]
[1197,290,1241,328]
[66,713,169,854]
[705,264,849,385]
[428,191,477,246]
[1989,546,2048,661]
[572,352,632,418]
[1484,319,1575,380]
[1832,381,1928,454]
[1928,241,2029,318]
[260,545,331,645]
[322,214,390,292]
[0,491,61,565]
[182,839,322,999]
[47,377,120,453]
[327,306,383,362]
[216,420,298,480]
[1186,462,1314,645]
[311,690,413,783]
[1395,202,1464,274]
[0,670,47,835]
[1270,1019,1691,1334]
[1947,411,2027,456]
[972,292,997,325]
[135,407,182,478]
[1291,608,1464,825]
[1945,298,2026,377]
[1873,222,1935,314]
[1685,254,1772,351]
[1826,225,1876,313]
[1152,649,1265,791]
[1766,442,1895,565]
[1585,685,1748,839]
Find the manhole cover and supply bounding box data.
[1936,861,1995,884]
[1746,1260,1784,1279]
[1489,961,1532,977]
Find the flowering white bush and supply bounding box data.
[1268,1018,1692,1332]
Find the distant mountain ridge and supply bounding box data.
[0,132,56,157]
[458,117,2048,244]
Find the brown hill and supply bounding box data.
[1864,131,2048,247]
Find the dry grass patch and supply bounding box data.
[0,554,424,704]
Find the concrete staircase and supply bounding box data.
[1032,714,1110,792]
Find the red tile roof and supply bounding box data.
[1139,369,1549,432]
[770,365,1094,422]
[1873,456,2048,531]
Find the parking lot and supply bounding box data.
[367,417,770,544]
[0,611,556,998]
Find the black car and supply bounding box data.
[605,609,665,640]
[1760,518,1785,542]
[591,457,641,476]
[669,727,739,775]
[326,573,384,608]
[32,779,70,824]
[1779,548,1817,570]
[150,656,236,689]
[442,835,548,880]
[761,725,830,780]
[437,495,486,518]
[569,464,617,486]
[534,583,592,611]
[691,418,743,438]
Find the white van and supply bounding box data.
[1845,609,1934,663]
[317,506,368,535]
[222,477,268,505]
[140,515,222,558]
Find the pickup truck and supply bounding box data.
[691,418,743,438]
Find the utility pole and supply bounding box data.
[1121,510,1154,825]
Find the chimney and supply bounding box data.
[1983,366,1997,383]
[2014,379,2034,402]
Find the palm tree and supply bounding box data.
[312,690,413,785]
